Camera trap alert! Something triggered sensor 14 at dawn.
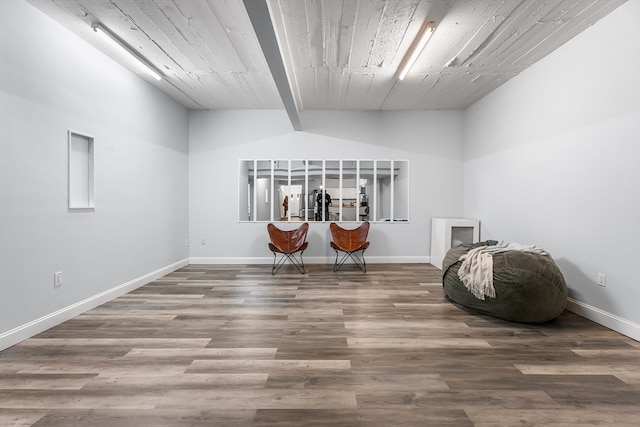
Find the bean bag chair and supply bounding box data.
[442,241,568,323]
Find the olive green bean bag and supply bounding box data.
[442,241,568,323]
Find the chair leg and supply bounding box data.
[288,251,306,274]
[272,252,286,275]
[333,251,348,272]
[333,250,366,273]
[272,251,306,275]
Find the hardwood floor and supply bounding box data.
[1,263,639,426]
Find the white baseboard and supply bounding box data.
[566,298,640,342]
[189,257,272,265]
[0,258,189,351]
[189,256,430,265]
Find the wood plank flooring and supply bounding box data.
[1,263,639,426]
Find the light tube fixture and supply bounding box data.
[91,22,162,81]
[398,21,437,80]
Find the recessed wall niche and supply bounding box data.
[68,130,95,210]
[239,159,409,223]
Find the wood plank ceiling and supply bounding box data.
[27,0,625,120]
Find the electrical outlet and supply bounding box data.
[185,238,189,247]
[54,271,63,288]
[598,273,606,287]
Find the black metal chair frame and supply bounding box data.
[271,250,306,275]
[333,248,367,273]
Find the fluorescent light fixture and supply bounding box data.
[91,22,162,81]
[398,21,437,80]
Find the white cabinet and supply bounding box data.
[430,218,480,270]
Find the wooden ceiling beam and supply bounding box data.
[243,0,302,131]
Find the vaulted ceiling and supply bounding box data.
[28,0,624,129]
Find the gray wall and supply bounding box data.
[188,109,465,263]
[463,1,640,328]
[0,1,190,343]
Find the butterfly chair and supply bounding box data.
[267,222,309,275]
[329,221,370,272]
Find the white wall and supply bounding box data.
[463,1,640,333]
[189,109,465,263]
[0,0,190,348]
